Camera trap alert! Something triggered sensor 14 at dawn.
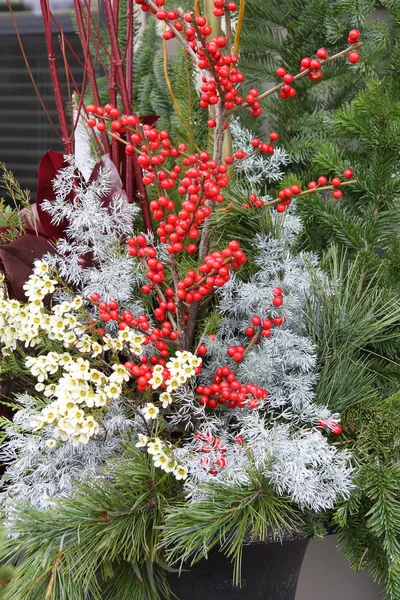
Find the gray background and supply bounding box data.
[296,536,381,599]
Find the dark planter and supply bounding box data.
[168,537,309,600]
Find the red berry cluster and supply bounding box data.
[154,153,231,255]
[127,235,166,285]
[275,68,297,99]
[347,29,361,63]
[317,419,343,436]
[275,30,361,99]
[90,294,179,348]
[243,193,264,210]
[212,0,237,17]
[196,366,267,409]
[227,289,284,362]
[276,184,302,213]
[195,431,227,475]
[307,169,354,200]
[177,241,246,304]
[85,103,138,131]
[224,131,279,168]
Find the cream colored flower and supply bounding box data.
[143,403,159,420]
[147,438,163,455]
[160,392,172,408]
[136,434,149,448]
[153,453,169,468]
[174,465,188,480]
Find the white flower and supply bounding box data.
[147,438,163,455]
[142,403,159,421]
[153,453,169,468]
[45,439,57,448]
[160,392,173,408]
[149,374,164,390]
[42,407,57,423]
[166,377,180,393]
[33,260,49,276]
[173,465,188,480]
[104,382,121,399]
[72,296,83,309]
[136,434,149,448]
[164,457,176,473]
[176,351,191,363]
[110,364,130,383]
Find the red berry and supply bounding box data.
[308,181,318,190]
[90,292,100,302]
[197,344,208,356]
[228,240,240,251]
[332,189,343,199]
[283,73,294,84]
[276,67,286,77]
[232,352,243,362]
[348,29,360,43]
[310,58,321,70]
[331,177,341,187]
[272,286,283,296]
[269,131,279,141]
[276,203,286,212]
[331,423,343,435]
[272,296,283,307]
[317,176,328,186]
[251,316,261,326]
[316,48,328,59]
[343,169,354,179]
[348,52,360,64]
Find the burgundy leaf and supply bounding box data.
[0,234,56,300]
[89,154,128,208]
[36,150,72,238]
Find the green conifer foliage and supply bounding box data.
[239,0,390,170]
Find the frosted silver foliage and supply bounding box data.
[180,215,353,511]
[42,156,143,302]
[230,118,290,187]
[0,394,134,512]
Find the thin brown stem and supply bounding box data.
[264,179,357,208]
[228,42,363,115]
[224,7,233,56]
[169,255,186,350]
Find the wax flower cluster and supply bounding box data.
[29,355,130,446]
[136,434,188,480]
[0,261,82,355]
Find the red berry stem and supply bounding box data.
[227,41,363,116]
[231,326,262,372]
[169,254,187,350]
[137,256,178,331]
[192,19,226,100]
[265,178,357,208]
[223,4,233,56]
